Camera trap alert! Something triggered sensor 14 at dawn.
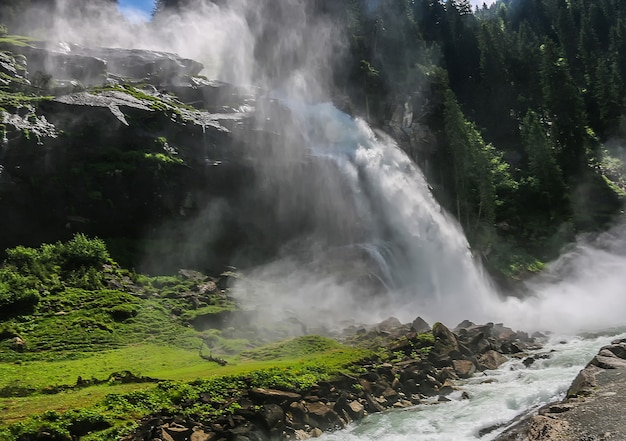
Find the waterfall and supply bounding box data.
[231,101,497,329]
[232,99,626,336]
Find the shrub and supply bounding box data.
[65,409,111,437]
[108,304,139,321]
[60,234,110,271]
[0,269,40,315]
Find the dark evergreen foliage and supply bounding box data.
[337,0,626,278]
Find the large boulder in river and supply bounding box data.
[478,350,508,370]
[429,322,460,367]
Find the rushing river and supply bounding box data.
[320,332,625,441]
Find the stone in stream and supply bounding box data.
[479,350,508,370]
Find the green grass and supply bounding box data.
[0,336,369,439]
[239,335,344,360]
[0,383,147,426]
[0,91,53,110]
[0,35,35,49]
[0,345,204,391]
[0,236,371,440]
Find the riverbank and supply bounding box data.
[121,319,540,441]
[495,337,626,441]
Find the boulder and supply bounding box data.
[376,317,402,333]
[162,424,192,441]
[256,404,285,431]
[429,322,459,367]
[591,354,626,369]
[411,316,431,333]
[567,365,600,397]
[286,402,307,429]
[601,343,626,359]
[309,428,324,438]
[381,387,400,404]
[452,360,476,379]
[190,428,217,441]
[248,388,302,405]
[346,401,365,420]
[304,402,343,431]
[478,350,508,370]
[11,336,26,352]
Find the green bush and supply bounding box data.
[65,409,111,437]
[0,269,39,315]
[2,234,113,291]
[108,304,139,322]
[60,234,110,271]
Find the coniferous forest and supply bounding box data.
[330,0,626,282]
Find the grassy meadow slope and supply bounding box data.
[0,235,369,440]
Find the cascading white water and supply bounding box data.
[319,331,626,441]
[234,100,626,335]
[231,101,498,329]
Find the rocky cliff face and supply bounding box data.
[0,37,307,272]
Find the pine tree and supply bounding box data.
[539,39,589,179]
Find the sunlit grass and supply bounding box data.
[0,383,145,425]
[0,344,205,391]
[0,338,369,426]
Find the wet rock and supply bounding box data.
[568,365,600,397]
[287,402,307,429]
[304,402,343,431]
[381,387,400,404]
[364,393,385,413]
[430,322,459,367]
[22,43,203,86]
[190,428,217,441]
[257,404,285,431]
[293,429,311,440]
[479,350,508,370]
[309,428,323,438]
[601,343,626,359]
[345,401,365,420]
[590,354,626,369]
[411,316,431,333]
[162,423,192,441]
[248,388,302,405]
[452,359,476,378]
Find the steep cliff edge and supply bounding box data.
[0,36,310,273]
[495,337,626,441]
